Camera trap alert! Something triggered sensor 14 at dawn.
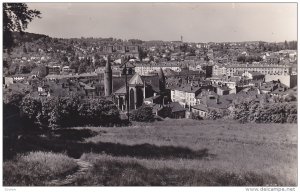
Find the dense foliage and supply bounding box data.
[130,105,154,122]
[20,96,121,130]
[3,3,41,51]
[231,101,297,123]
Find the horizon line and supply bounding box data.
[23,31,297,44]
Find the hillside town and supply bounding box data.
[3,34,298,120]
[2,3,298,189]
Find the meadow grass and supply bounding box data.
[3,151,78,186]
[3,119,297,186]
[82,119,297,186]
[74,155,280,186]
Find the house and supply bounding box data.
[37,84,50,97]
[232,70,244,77]
[259,81,280,94]
[4,77,14,87]
[215,85,231,95]
[150,102,186,119]
[191,104,208,118]
[79,82,97,98]
[102,45,113,54]
[11,74,32,82]
[170,85,202,107]
[167,102,187,119]
[191,95,231,118]
[195,89,218,105]
[212,64,227,76]
[47,65,61,75]
[62,66,72,73]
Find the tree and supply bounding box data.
[70,60,80,73]
[20,96,42,127]
[19,65,31,73]
[3,3,41,51]
[130,105,154,122]
[78,63,87,74]
[61,55,69,63]
[23,45,27,53]
[37,65,48,78]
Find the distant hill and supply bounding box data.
[12,32,49,44]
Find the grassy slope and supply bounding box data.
[82,119,297,185]
[74,156,280,186]
[3,119,297,186]
[3,152,78,186]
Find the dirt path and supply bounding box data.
[46,159,93,186]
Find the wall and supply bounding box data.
[265,74,296,88]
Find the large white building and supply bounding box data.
[213,63,292,77]
[135,62,184,75]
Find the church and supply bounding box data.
[103,55,167,111]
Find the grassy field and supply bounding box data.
[3,119,297,186]
[3,151,78,186]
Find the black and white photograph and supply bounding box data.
[1,1,298,191]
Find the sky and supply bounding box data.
[26,3,297,43]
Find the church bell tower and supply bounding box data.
[104,55,112,96]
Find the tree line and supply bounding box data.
[230,101,297,123]
[192,99,297,124]
[20,96,121,131]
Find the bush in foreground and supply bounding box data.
[3,151,78,186]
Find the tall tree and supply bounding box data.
[3,3,41,51]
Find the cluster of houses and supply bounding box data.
[3,37,298,120]
[4,54,297,119]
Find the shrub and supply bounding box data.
[191,112,203,120]
[130,105,154,122]
[206,109,223,120]
[287,114,297,123]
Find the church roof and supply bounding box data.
[114,73,163,95]
[114,85,126,94]
[128,73,144,85]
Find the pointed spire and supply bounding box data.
[158,67,165,80]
